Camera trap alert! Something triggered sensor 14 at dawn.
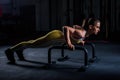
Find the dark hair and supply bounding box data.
[88,18,100,25]
[84,18,100,30]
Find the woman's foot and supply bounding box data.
[5,48,16,64]
[15,49,26,61]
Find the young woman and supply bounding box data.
[5,18,100,64]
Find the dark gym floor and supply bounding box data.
[0,42,120,80]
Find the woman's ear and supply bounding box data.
[89,25,93,29]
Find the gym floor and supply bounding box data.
[0,42,120,80]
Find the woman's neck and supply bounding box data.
[85,29,93,38]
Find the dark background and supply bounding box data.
[0,0,120,44]
[0,1,120,80]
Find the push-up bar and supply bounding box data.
[48,45,88,70]
[85,42,96,62]
[57,42,97,63]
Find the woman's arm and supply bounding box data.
[63,26,75,50]
[73,25,82,29]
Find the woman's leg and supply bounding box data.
[9,30,64,50]
[5,41,33,64]
[31,30,65,47]
[5,30,65,63]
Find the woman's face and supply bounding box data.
[92,22,100,35]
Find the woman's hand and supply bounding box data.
[78,40,85,46]
[81,41,85,46]
[68,43,75,50]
